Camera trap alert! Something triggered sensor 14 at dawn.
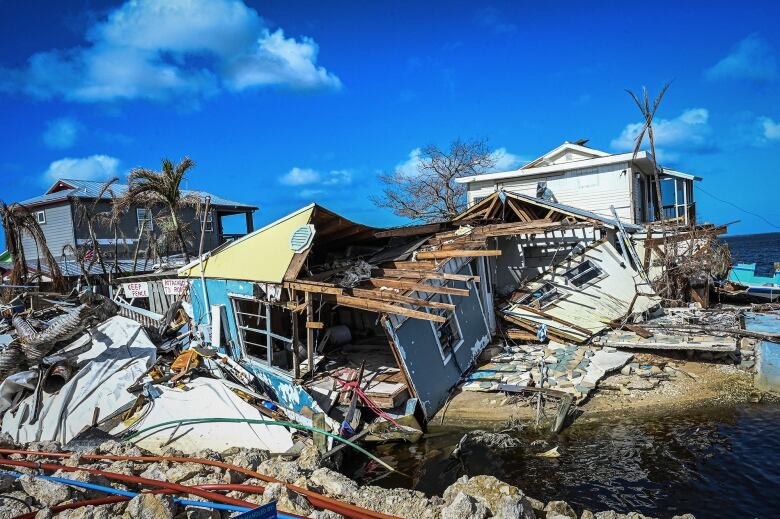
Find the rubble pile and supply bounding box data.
[0,434,698,519]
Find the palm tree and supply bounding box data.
[119,157,201,262]
[626,82,671,221]
[0,201,65,292]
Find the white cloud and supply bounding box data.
[2,0,340,104]
[394,148,423,177]
[490,148,527,171]
[42,118,82,149]
[705,33,777,82]
[42,155,120,184]
[611,108,715,160]
[760,116,780,141]
[279,167,352,197]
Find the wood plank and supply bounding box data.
[322,293,446,323]
[438,240,487,250]
[351,288,455,310]
[374,222,447,238]
[416,249,502,259]
[366,277,470,296]
[306,321,325,329]
[284,281,343,295]
[372,268,480,283]
[381,260,437,270]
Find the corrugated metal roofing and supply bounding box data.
[18,178,257,210]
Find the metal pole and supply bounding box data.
[198,197,212,327]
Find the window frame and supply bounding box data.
[425,292,464,365]
[562,259,605,289]
[136,208,154,231]
[35,210,46,224]
[230,295,293,371]
[516,282,561,309]
[200,211,213,233]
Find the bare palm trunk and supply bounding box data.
[170,207,191,262]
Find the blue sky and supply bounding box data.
[2,0,779,249]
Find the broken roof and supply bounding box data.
[19,178,257,212]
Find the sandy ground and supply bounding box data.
[433,353,765,428]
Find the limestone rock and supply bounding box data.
[309,468,358,498]
[164,462,206,483]
[580,510,596,519]
[257,459,303,483]
[19,474,71,507]
[442,491,488,519]
[58,506,113,519]
[545,500,577,519]
[452,430,522,459]
[122,493,174,519]
[443,475,535,519]
[296,443,323,471]
[262,482,313,515]
[184,506,222,519]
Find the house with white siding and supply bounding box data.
[456,141,701,225]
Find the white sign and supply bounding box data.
[122,282,149,298]
[162,279,189,296]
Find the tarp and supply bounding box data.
[113,377,295,454]
[1,316,157,444]
[178,205,314,283]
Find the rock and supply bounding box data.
[122,493,174,519]
[58,506,113,519]
[452,430,522,459]
[443,475,535,518]
[34,510,53,519]
[184,507,221,519]
[97,440,143,457]
[263,482,313,516]
[649,366,662,375]
[164,462,204,483]
[226,448,269,472]
[442,491,489,519]
[671,515,696,519]
[19,474,71,507]
[627,378,660,390]
[525,495,545,512]
[0,491,35,517]
[0,473,15,492]
[308,511,347,519]
[581,510,596,519]
[257,459,302,483]
[309,468,358,498]
[620,365,632,376]
[140,465,168,482]
[51,469,112,499]
[296,443,323,471]
[740,359,755,369]
[544,500,577,518]
[0,432,16,448]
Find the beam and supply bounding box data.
[374,222,448,238]
[350,288,456,311]
[380,260,437,270]
[284,281,343,295]
[366,277,469,296]
[372,268,480,283]
[416,249,502,259]
[322,293,446,323]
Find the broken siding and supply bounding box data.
[391,261,490,419]
[21,201,75,261]
[468,163,633,222]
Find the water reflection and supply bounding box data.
[352,404,780,519]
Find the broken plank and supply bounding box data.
[381,260,437,270]
[306,321,325,329]
[374,222,448,238]
[350,288,455,311]
[322,293,446,323]
[416,249,501,259]
[372,268,479,283]
[284,281,343,295]
[366,277,469,296]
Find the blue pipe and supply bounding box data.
[0,470,248,513]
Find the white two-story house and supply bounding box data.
[456,141,700,225]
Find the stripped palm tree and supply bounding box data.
[71,197,109,277]
[0,201,65,292]
[92,178,126,280]
[626,82,671,221]
[119,157,201,262]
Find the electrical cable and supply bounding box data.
[0,448,396,519]
[697,185,780,229]
[1,494,33,513]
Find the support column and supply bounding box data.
[245,211,254,234]
[305,291,314,380]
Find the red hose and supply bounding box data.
[0,449,397,519]
[13,484,276,519]
[0,458,254,508]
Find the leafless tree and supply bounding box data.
[626,82,672,221]
[372,139,497,222]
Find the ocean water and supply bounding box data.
[722,232,780,273]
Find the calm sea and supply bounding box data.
[722,232,780,271]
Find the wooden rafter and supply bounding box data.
[365,277,470,296]
[351,288,456,310]
[372,268,480,283]
[416,249,502,259]
[322,293,445,323]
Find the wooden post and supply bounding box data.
[291,300,300,380]
[313,412,327,454]
[305,291,314,380]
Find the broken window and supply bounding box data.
[425,293,462,361]
[231,297,294,371]
[516,282,560,308]
[563,259,604,288]
[136,208,153,231]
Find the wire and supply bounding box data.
[1,494,32,513]
[697,185,780,229]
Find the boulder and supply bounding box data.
[122,493,174,519]
[164,462,205,483]
[296,443,323,471]
[544,500,577,519]
[257,459,302,483]
[452,430,522,459]
[309,468,358,498]
[442,491,489,519]
[262,482,313,516]
[19,474,71,507]
[581,511,596,519]
[443,475,535,519]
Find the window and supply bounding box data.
[136,208,153,231]
[426,293,463,362]
[563,259,604,288]
[200,211,213,232]
[231,297,293,370]
[35,210,45,224]
[516,282,561,308]
[471,196,486,206]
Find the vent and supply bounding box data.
[290,224,315,252]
